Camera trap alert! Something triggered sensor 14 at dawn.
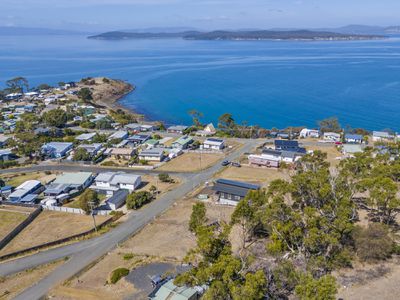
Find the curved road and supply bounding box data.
[0,140,259,300]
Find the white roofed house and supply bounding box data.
[372,131,395,142]
[8,180,43,203]
[92,172,142,195]
[323,132,341,142]
[75,132,97,142]
[203,138,225,150]
[167,125,188,134]
[196,123,217,136]
[300,128,320,138]
[109,130,129,141]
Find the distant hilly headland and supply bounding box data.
[88,29,384,41]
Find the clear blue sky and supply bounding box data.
[1,0,399,31]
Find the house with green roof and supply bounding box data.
[172,136,193,150]
[148,279,198,300]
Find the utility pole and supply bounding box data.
[88,201,97,232]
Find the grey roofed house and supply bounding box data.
[213,179,261,198]
[213,179,261,206]
[0,134,10,147]
[139,148,164,161]
[77,143,103,155]
[373,131,394,140]
[107,189,129,210]
[54,172,93,186]
[109,130,129,140]
[127,134,151,145]
[125,123,142,131]
[75,132,97,141]
[167,125,188,134]
[41,142,73,158]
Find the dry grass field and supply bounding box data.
[0,260,64,300]
[0,209,28,240]
[158,152,224,172]
[215,165,290,188]
[1,171,57,187]
[0,211,109,255]
[50,198,233,299]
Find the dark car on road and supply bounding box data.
[221,160,230,166]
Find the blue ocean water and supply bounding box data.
[1,34,400,130]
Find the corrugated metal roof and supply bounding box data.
[54,172,92,185]
[213,179,260,198]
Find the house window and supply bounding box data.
[227,194,232,200]
[234,195,241,201]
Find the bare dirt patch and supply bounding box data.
[158,152,224,172]
[336,257,400,300]
[0,211,109,255]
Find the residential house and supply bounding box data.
[345,134,363,144]
[213,179,261,206]
[138,148,165,162]
[203,138,225,150]
[8,180,43,203]
[274,140,306,153]
[105,148,135,160]
[248,154,280,168]
[107,189,129,210]
[323,132,341,142]
[299,128,320,138]
[372,131,395,142]
[109,130,129,140]
[0,149,15,161]
[167,125,188,134]
[75,132,97,142]
[145,139,160,149]
[44,172,93,196]
[92,172,142,194]
[172,136,193,149]
[76,143,103,158]
[342,144,364,156]
[0,135,10,148]
[41,142,73,158]
[148,278,199,300]
[125,123,142,132]
[196,123,216,136]
[127,134,151,146]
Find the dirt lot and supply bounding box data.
[158,152,224,172]
[336,258,400,300]
[0,211,109,255]
[304,143,342,166]
[0,209,29,240]
[0,260,64,300]
[1,171,57,187]
[50,198,234,299]
[215,165,290,188]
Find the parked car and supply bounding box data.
[221,160,230,166]
[231,162,241,167]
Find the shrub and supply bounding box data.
[353,224,393,262]
[126,191,153,210]
[101,161,118,167]
[110,268,129,284]
[158,173,173,183]
[123,253,134,260]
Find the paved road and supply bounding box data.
[0,140,259,300]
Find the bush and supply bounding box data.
[353,224,393,262]
[78,189,99,214]
[110,268,129,284]
[101,161,118,167]
[158,173,173,183]
[126,191,153,210]
[123,253,134,260]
